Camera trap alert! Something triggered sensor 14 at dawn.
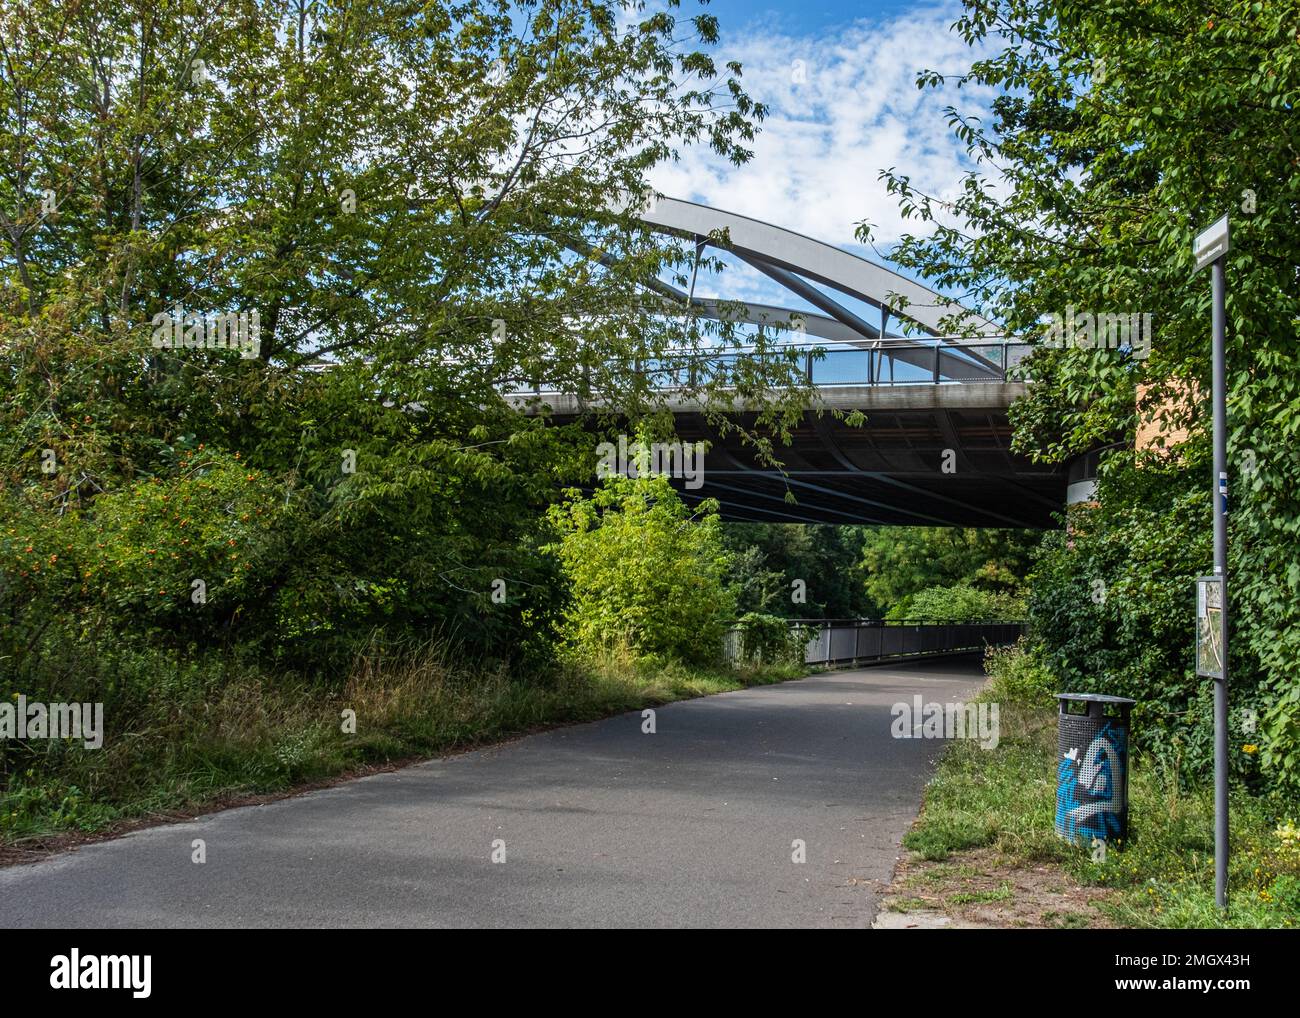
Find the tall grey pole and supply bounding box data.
[1210,257,1229,910]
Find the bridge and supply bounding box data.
[524,197,1091,529]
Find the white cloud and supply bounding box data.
[650,1,1000,300]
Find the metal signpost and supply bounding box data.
[1193,214,1231,909]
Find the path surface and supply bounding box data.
[0,656,985,929]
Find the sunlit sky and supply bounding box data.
[640,0,997,321]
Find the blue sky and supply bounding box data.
[703,0,929,34]
[642,0,1000,321]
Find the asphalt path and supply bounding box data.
[0,655,986,929]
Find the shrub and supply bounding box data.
[984,639,1057,708]
[546,473,736,666]
[1,451,298,677]
[1025,461,1272,785]
[888,583,1024,622]
[733,612,812,665]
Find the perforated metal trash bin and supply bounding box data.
[1055,693,1136,849]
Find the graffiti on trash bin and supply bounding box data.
[1056,722,1126,844]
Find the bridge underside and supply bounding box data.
[674,412,1062,528]
[536,198,1067,528]
[546,385,1067,528]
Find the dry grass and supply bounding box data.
[2,639,802,848]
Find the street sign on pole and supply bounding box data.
[1193,214,1231,910]
[1193,214,1231,273]
[1195,576,1224,679]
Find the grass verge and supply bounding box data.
[890,641,1300,929]
[2,641,802,853]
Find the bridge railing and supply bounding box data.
[723,618,1026,668]
[803,340,1032,387]
[520,339,1033,395]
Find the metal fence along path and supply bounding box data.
[724,619,1025,668]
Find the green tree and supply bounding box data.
[859,527,1037,614]
[869,0,1300,786]
[547,473,735,665]
[722,523,873,618]
[0,0,791,669]
[888,583,1023,623]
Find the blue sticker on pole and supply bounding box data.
[1219,472,1228,514]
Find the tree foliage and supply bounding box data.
[871,0,1300,787]
[887,583,1024,623]
[546,473,735,665]
[722,523,872,618]
[0,0,783,675]
[860,526,1037,614]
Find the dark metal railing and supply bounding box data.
[723,618,1025,667]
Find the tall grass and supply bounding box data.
[1,631,801,845]
[901,641,1300,928]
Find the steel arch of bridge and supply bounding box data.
[546,195,1073,528]
[635,195,998,338]
[599,194,1011,384]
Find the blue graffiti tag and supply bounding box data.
[1055,722,1126,845]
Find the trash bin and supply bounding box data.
[1055,693,1136,849]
